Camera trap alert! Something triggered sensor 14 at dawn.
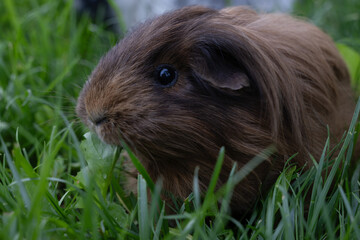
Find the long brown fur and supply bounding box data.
[76,6,357,215]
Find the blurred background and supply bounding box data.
[75,0,295,30]
[75,0,359,50]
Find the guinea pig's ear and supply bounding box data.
[191,45,250,91]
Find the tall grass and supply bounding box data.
[1,0,360,239]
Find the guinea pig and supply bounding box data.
[76,6,357,215]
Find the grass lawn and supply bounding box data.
[1,0,360,239]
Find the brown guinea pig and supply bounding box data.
[76,6,357,215]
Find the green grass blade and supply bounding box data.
[0,136,31,209]
[204,146,225,201]
[193,167,201,210]
[339,185,360,238]
[138,174,150,240]
[122,141,155,192]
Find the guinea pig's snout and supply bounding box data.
[86,110,120,145]
[93,115,107,126]
[88,113,108,127]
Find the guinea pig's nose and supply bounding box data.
[88,114,107,126]
[94,116,107,126]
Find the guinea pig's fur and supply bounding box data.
[76,6,357,215]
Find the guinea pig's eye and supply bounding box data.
[155,64,178,87]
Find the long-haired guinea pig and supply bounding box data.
[76,6,357,215]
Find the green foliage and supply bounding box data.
[76,132,120,198]
[0,0,117,161]
[0,0,360,239]
[293,0,360,52]
[337,44,360,94]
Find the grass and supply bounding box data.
[292,0,360,52]
[1,0,360,239]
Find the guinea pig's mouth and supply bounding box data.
[87,116,122,146]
